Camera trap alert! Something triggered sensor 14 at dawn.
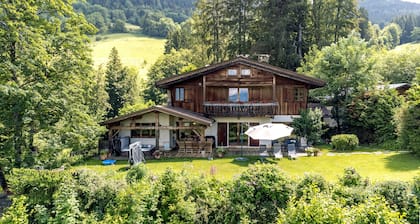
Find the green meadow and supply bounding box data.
[91,33,165,77]
[75,151,420,183]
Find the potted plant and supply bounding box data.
[99,150,109,160]
[313,147,320,157]
[216,147,226,158]
[305,147,314,157]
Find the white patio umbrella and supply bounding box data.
[245,123,293,140]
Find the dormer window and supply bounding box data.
[227,69,237,76]
[241,69,251,76]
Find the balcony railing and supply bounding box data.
[203,102,279,117]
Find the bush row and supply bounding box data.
[1,164,419,224]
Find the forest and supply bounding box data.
[0,0,420,223]
[73,0,195,36]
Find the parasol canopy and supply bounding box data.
[245,123,293,140]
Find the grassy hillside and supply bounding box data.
[359,0,420,26]
[91,33,165,77]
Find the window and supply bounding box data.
[175,88,184,101]
[227,69,237,76]
[228,123,249,146]
[229,88,249,102]
[131,123,156,138]
[241,69,251,76]
[294,88,305,101]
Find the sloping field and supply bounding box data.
[91,33,165,77]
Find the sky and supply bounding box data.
[401,0,420,3]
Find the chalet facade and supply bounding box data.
[102,56,325,155]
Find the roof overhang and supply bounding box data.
[156,56,326,89]
[101,105,214,126]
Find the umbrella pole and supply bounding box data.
[235,123,248,161]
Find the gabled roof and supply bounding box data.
[156,56,326,88]
[101,105,214,126]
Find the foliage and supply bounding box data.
[413,175,420,200]
[299,33,379,131]
[372,181,410,212]
[74,0,195,37]
[332,185,368,206]
[185,177,231,223]
[279,190,346,224]
[331,134,359,151]
[126,164,148,184]
[0,196,28,224]
[0,0,102,169]
[339,167,363,187]
[348,196,406,224]
[105,47,137,118]
[292,108,325,145]
[51,182,81,224]
[143,49,201,104]
[227,164,293,223]
[396,84,420,154]
[296,173,328,199]
[345,89,403,144]
[119,100,155,116]
[373,44,420,83]
[8,169,70,210]
[73,169,124,220]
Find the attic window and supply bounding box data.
[227,69,237,76]
[241,69,251,76]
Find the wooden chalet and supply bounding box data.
[101,56,325,157]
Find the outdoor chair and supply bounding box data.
[273,143,283,159]
[259,145,269,162]
[287,143,297,160]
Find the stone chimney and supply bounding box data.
[256,54,270,63]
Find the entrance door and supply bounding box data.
[249,122,259,146]
[217,123,227,147]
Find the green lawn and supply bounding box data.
[74,151,420,183]
[91,33,165,77]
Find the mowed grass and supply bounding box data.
[74,152,420,183]
[91,33,165,77]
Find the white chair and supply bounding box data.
[273,143,283,159]
[287,144,297,160]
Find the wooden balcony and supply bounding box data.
[203,102,279,117]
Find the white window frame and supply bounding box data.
[227,69,238,76]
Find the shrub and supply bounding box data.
[331,134,359,150]
[372,181,410,212]
[396,84,420,154]
[332,185,368,206]
[126,164,148,184]
[339,167,363,187]
[127,169,196,223]
[73,169,123,220]
[279,190,345,224]
[52,182,81,224]
[185,177,231,223]
[228,164,294,223]
[8,168,70,209]
[292,108,325,145]
[413,175,420,200]
[0,196,28,224]
[296,173,328,199]
[348,196,406,224]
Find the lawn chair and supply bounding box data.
[287,143,297,160]
[259,145,269,162]
[273,143,283,159]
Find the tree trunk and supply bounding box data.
[13,111,24,168]
[0,168,10,194]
